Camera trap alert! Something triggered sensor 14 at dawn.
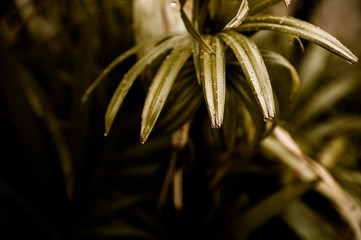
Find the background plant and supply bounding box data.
[0,0,361,239]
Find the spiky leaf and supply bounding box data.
[104,35,187,135]
[200,35,226,128]
[220,31,275,120]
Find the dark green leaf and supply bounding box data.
[261,49,300,99]
[248,0,283,15]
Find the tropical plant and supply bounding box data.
[1,0,361,239]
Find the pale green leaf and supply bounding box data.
[261,49,300,99]
[104,35,187,135]
[222,0,249,31]
[200,35,226,128]
[238,15,359,63]
[180,7,214,54]
[219,31,275,120]
[140,44,192,143]
[82,33,178,103]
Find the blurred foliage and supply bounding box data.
[0,0,361,239]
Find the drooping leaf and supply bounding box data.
[140,43,192,143]
[219,31,275,120]
[261,49,300,99]
[238,15,359,64]
[82,33,178,103]
[180,7,214,54]
[200,35,226,128]
[238,181,315,239]
[292,76,358,127]
[222,0,249,31]
[105,34,187,135]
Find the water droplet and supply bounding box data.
[104,132,108,137]
[170,1,177,8]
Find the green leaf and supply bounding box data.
[261,49,300,99]
[238,15,359,64]
[200,35,226,128]
[238,182,315,239]
[222,0,249,31]
[82,33,178,103]
[292,76,358,127]
[180,7,214,54]
[248,0,283,16]
[140,43,192,143]
[105,34,187,135]
[219,31,275,120]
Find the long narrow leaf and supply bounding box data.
[180,7,214,54]
[140,44,192,143]
[105,35,187,135]
[200,35,226,128]
[219,31,275,120]
[82,33,178,103]
[238,15,359,63]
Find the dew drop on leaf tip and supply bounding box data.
[170,1,177,8]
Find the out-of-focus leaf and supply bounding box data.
[104,34,187,135]
[306,116,361,142]
[222,0,249,31]
[0,181,61,239]
[283,201,341,240]
[292,76,358,127]
[261,49,300,99]
[180,7,214,54]
[140,43,192,143]
[238,182,315,239]
[238,15,359,64]
[200,35,226,128]
[220,31,275,120]
[82,33,178,103]
[248,0,283,16]
[228,72,265,139]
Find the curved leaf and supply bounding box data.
[222,0,249,31]
[82,33,178,103]
[261,49,300,99]
[180,7,214,54]
[200,35,226,128]
[140,43,192,143]
[105,35,187,135]
[219,31,275,120]
[238,15,359,64]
